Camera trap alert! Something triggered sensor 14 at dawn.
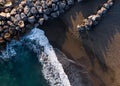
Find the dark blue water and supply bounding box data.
[0,46,49,86]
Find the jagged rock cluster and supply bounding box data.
[0,0,83,44]
[77,0,113,32]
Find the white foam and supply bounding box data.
[0,28,71,86]
[25,28,71,86]
[0,43,16,59]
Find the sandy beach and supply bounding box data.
[40,0,120,86]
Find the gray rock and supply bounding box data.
[67,0,74,5]
[77,0,83,2]
[51,11,59,18]
[103,3,110,9]
[28,16,35,23]
[38,18,44,25]
[46,0,52,7]
[34,1,41,7]
[5,8,11,13]
[9,27,16,35]
[15,14,21,21]
[88,14,101,22]
[77,25,85,32]
[0,26,3,32]
[31,7,38,14]
[41,1,47,9]
[20,0,26,7]
[24,6,30,15]
[109,2,113,6]
[107,0,113,3]
[0,21,5,25]
[7,21,13,26]
[15,26,19,30]
[59,1,66,9]
[100,7,107,14]
[20,12,27,21]
[43,8,52,14]
[0,0,5,3]
[11,16,18,25]
[97,9,103,16]
[26,11,32,17]
[84,19,93,27]
[43,14,49,20]
[6,13,10,18]
[59,9,65,14]
[85,25,91,30]
[10,9,16,15]
[52,0,59,3]
[52,4,58,11]
[37,6,43,14]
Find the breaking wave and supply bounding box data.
[0,28,71,86]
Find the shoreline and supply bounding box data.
[1,0,120,86]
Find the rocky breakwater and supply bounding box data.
[77,0,113,32]
[0,0,82,45]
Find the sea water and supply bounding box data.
[0,28,71,86]
[0,45,49,86]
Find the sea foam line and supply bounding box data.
[0,28,71,86]
[24,28,71,86]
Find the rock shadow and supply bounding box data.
[79,0,120,71]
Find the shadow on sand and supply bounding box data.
[79,0,120,71]
[39,0,120,85]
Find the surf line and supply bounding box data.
[0,28,72,86]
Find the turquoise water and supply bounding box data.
[0,46,49,86]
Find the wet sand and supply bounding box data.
[40,0,120,86]
[55,48,92,86]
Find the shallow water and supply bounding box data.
[0,46,49,86]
